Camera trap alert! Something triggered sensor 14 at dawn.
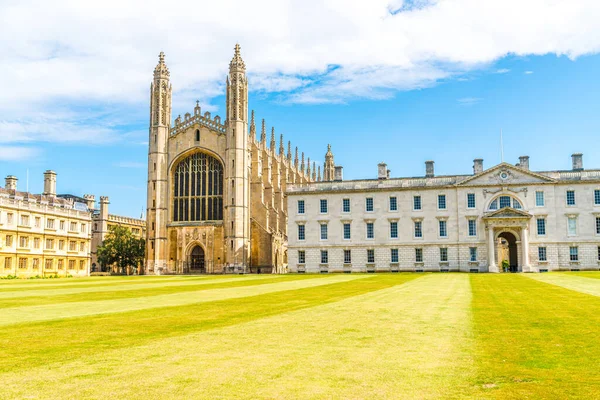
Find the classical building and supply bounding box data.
[89,196,146,273]
[146,45,317,274]
[287,153,600,273]
[0,171,92,277]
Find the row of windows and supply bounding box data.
[2,235,86,251]
[3,257,86,270]
[1,212,87,232]
[297,247,479,265]
[297,246,600,265]
[298,189,600,215]
[299,220,478,241]
[535,216,600,236]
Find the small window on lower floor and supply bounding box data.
[538,247,547,262]
[569,246,578,262]
[415,248,423,263]
[298,250,305,264]
[440,247,448,262]
[469,247,477,262]
[367,249,375,263]
[390,248,399,263]
[320,250,328,264]
[343,249,351,264]
[597,246,600,261]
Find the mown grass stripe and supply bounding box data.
[469,274,600,398]
[557,271,600,280]
[0,274,418,375]
[524,273,600,297]
[0,274,372,326]
[0,276,191,291]
[0,275,317,309]
[0,274,285,299]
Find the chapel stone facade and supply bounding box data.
[145,45,318,274]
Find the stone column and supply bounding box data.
[488,226,498,273]
[521,226,532,272]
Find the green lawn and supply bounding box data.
[1,272,599,399]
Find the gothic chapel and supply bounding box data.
[146,45,327,274]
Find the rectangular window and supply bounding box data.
[20,215,30,226]
[598,246,600,261]
[366,197,374,212]
[469,247,478,262]
[595,190,600,205]
[68,260,76,269]
[538,247,547,262]
[468,219,477,237]
[5,235,12,247]
[70,221,77,231]
[439,220,447,237]
[60,220,65,230]
[57,259,64,270]
[391,248,399,263]
[298,225,305,241]
[596,217,600,235]
[566,190,576,206]
[415,248,423,263]
[467,193,476,209]
[32,258,39,269]
[81,224,86,233]
[46,218,55,229]
[569,246,578,262]
[79,260,85,270]
[4,257,11,269]
[342,198,351,213]
[390,221,398,239]
[440,247,448,262]
[69,241,77,251]
[19,236,28,248]
[320,199,328,214]
[414,221,422,238]
[568,217,577,236]
[79,242,85,252]
[59,240,64,250]
[298,250,306,264]
[367,249,375,263]
[297,200,305,214]
[320,223,328,240]
[18,258,27,269]
[320,250,328,264]
[413,196,422,210]
[33,238,40,249]
[535,191,545,207]
[343,223,351,240]
[45,259,53,270]
[438,194,446,210]
[389,196,397,211]
[536,218,546,235]
[7,213,13,225]
[499,196,511,209]
[366,222,374,239]
[344,249,351,264]
[34,217,40,228]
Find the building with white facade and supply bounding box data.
[287,152,600,273]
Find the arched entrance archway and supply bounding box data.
[189,245,205,273]
[498,232,518,272]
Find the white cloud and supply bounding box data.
[0,0,599,139]
[525,70,534,74]
[457,97,482,106]
[0,146,40,161]
[495,68,510,74]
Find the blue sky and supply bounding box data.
[1,1,599,217]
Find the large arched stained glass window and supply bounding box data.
[173,152,223,222]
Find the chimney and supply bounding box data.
[334,166,343,181]
[378,162,388,180]
[519,156,530,170]
[43,170,57,196]
[425,160,435,177]
[572,153,583,171]
[83,194,96,210]
[473,159,484,174]
[5,175,17,191]
[99,196,110,219]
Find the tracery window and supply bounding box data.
[173,152,223,222]
[488,195,522,211]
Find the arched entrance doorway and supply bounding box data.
[498,232,518,272]
[189,245,205,273]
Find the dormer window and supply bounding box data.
[488,195,522,211]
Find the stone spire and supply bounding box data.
[260,119,266,145]
[270,127,276,153]
[249,110,256,138]
[301,152,305,173]
[307,158,311,176]
[279,134,285,156]
[229,43,246,72]
[287,141,292,162]
[323,143,335,182]
[318,166,322,181]
[294,147,299,168]
[312,162,317,181]
[153,51,170,80]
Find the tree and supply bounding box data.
[97,225,145,274]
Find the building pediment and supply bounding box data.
[483,207,532,219]
[457,163,556,187]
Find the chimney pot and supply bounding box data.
[4,175,17,191]
[425,160,435,177]
[473,158,484,174]
[378,162,388,180]
[572,153,583,171]
[334,166,343,181]
[519,155,530,170]
[43,170,57,197]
